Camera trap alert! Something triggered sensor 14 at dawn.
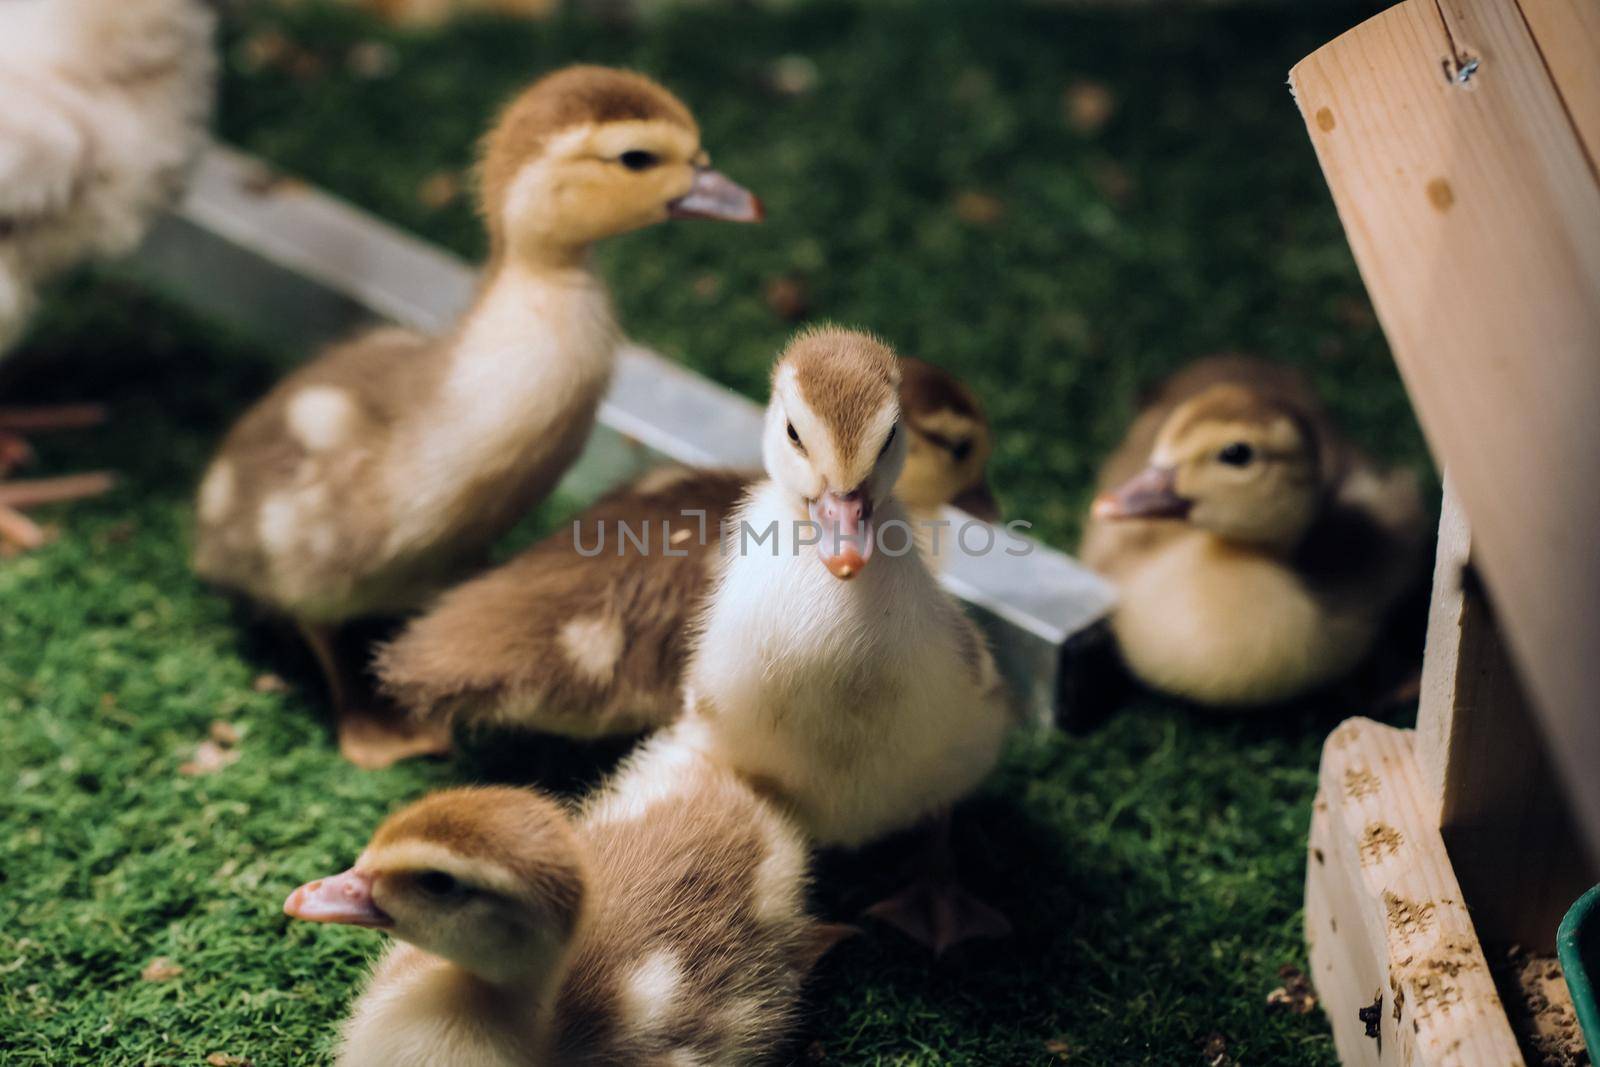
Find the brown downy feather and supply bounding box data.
[375,468,751,734]
[332,745,821,1066]
[554,744,816,1064]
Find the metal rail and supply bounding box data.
[131,145,1116,725]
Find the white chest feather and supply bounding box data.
[339,950,538,1067]
[686,484,1010,847]
[383,265,619,556]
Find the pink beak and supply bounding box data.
[1092,465,1190,522]
[667,167,764,223]
[284,868,391,928]
[810,489,874,580]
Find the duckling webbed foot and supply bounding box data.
[299,622,454,769]
[336,706,453,770]
[864,878,1011,956]
[863,813,1010,955]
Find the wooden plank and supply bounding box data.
[1515,0,1600,167]
[1305,717,1523,1067]
[1291,0,1600,860]
[1306,794,1387,1067]
[1415,477,1597,951]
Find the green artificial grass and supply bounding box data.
[1,1,1432,1063]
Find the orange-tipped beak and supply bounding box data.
[810,489,873,580]
[667,167,763,223]
[1092,465,1190,521]
[284,868,391,928]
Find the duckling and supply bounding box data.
[895,355,998,522]
[374,355,998,748]
[657,326,1015,954]
[192,65,760,768]
[286,734,838,1066]
[1080,356,1426,708]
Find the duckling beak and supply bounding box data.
[284,868,392,928]
[1093,465,1190,521]
[667,167,764,223]
[810,489,874,580]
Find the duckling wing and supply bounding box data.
[1297,464,1428,609]
[190,327,434,612]
[376,468,754,736]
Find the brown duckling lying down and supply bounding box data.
[285,736,845,1066]
[1080,355,1426,708]
[191,66,760,768]
[373,354,998,749]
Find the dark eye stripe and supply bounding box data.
[919,428,973,460]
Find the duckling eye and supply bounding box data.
[1218,442,1255,467]
[950,438,973,463]
[878,424,897,458]
[618,150,660,171]
[415,870,463,897]
[786,421,806,454]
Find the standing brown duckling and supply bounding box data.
[1080,355,1426,708]
[373,355,999,750]
[286,734,838,1065]
[192,66,760,767]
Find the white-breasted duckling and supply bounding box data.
[192,65,760,768]
[373,355,999,749]
[659,326,1015,954]
[285,736,840,1066]
[1080,356,1426,708]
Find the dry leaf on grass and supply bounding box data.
[768,55,819,97]
[1198,1032,1233,1067]
[764,276,811,321]
[1064,79,1116,135]
[1044,1036,1072,1061]
[347,41,399,80]
[252,673,289,694]
[140,957,183,982]
[692,273,723,301]
[1265,963,1317,1015]
[206,1054,253,1067]
[235,31,292,74]
[180,721,243,776]
[1089,160,1133,206]
[417,172,463,210]
[180,741,238,776]
[953,190,1005,226]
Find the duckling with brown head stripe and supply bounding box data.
[658,326,1017,955]
[286,740,835,1067]
[1082,356,1426,708]
[192,66,760,768]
